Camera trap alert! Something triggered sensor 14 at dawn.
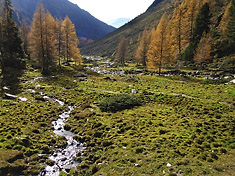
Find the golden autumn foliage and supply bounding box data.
[137,0,218,70]
[219,1,232,34]
[194,32,212,64]
[29,4,57,74]
[62,16,82,65]
[169,2,189,61]
[147,13,170,73]
[29,4,82,73]
[135,27,151,66]
[54,18,64,66]
[115,36,128,65]
[19,20,30,58]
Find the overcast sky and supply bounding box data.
[69,0,154,27]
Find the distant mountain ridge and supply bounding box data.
[1,0,116,41]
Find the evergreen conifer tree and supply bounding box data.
[0,0,24,94]
[0,0,24,68]
[226,0,235,54]
[182,3,210,62]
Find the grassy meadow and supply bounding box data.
[0,59,235,176]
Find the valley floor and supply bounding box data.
[0,61,235,176]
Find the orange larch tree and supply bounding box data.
[194,32,212,65]
[29,3,57,75]
[135,27,151,66]
[61,16,82,65]
[115,36,127,66]
[147,13,170,74]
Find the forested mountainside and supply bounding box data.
[81,0,234,72]
[81,0,174,57]
[0,0,115,41]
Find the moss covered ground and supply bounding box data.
[0,63,234,175]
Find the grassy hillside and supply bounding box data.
[81,0,175,57]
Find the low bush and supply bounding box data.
[219,57,235,73]
[99,94,141,112]
[202,78,232,85]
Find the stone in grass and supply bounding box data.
[167,163,172,167]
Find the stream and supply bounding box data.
[4,82,84,176]
[37,92,84,176]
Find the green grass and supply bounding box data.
[0,64,234,175]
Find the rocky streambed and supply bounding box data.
[33,91,84,175]
[40,103,84,176]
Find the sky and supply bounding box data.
[69,0,155,27]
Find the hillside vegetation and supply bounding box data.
[81,0,234,73]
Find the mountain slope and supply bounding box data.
[146,0,165,11]
[81,0,173,57]
[3,0,115,40]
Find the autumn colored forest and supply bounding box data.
[0,0,235,176]
[115,0,235,73]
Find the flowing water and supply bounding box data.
[4,81,83,176]
[38,94,84,176]
[40,105,84,176]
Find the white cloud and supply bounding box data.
[69,0,154,25]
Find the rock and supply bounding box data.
[73,72,88,77]
[4,93,17,100]
[62,62,70,66]
[3,86,9,90]
[131,89,137,94]
[167,163,172,167]
[228,79,235,84]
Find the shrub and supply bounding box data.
[99,94,141,112]
[219,57,235,73]
[202,78,232,85]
